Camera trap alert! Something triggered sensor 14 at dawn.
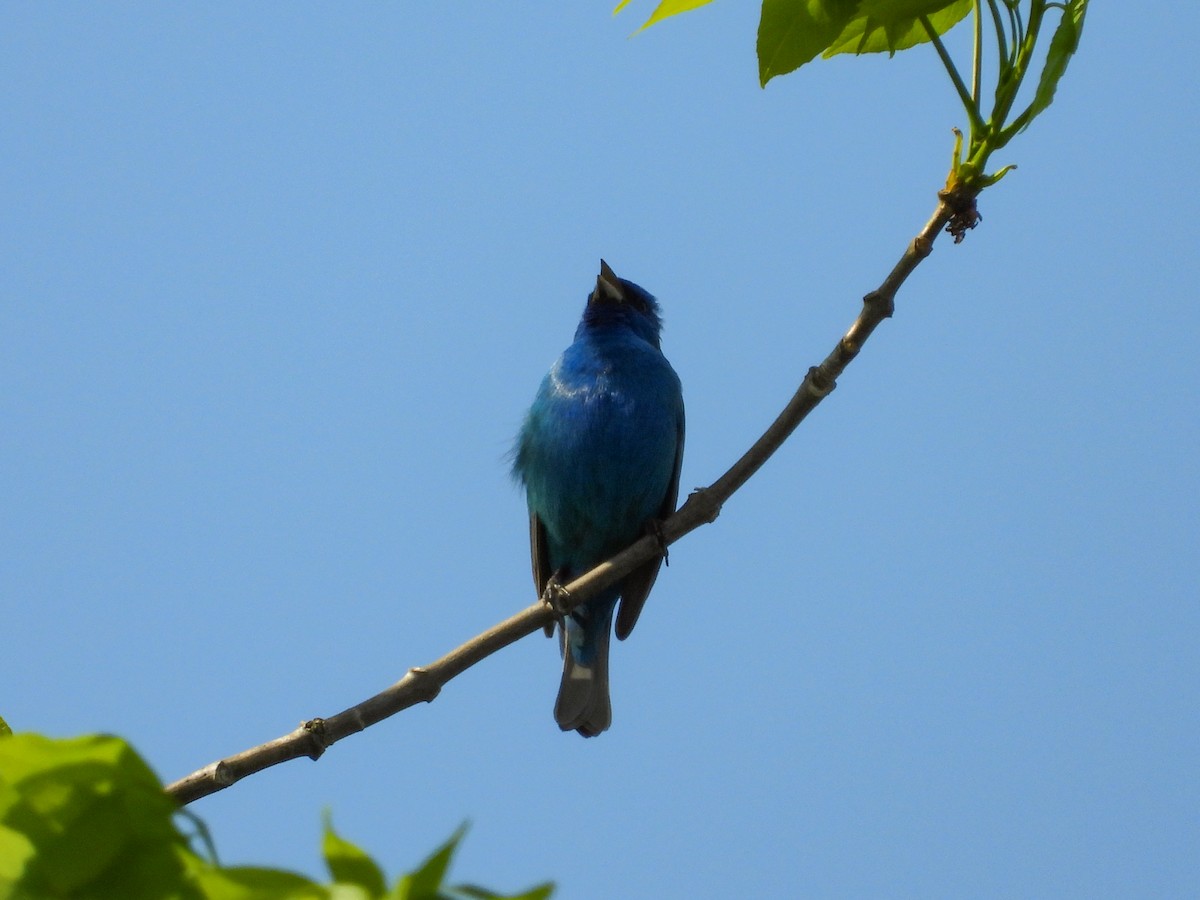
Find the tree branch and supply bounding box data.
[165,193,962,807]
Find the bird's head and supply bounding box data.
[579,259,664,348]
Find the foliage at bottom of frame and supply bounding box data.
[0,724,552,900]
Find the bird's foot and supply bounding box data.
[540,572,574,619]
[647,519,670,566]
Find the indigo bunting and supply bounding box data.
[513,261,685,736]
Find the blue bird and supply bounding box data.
[513,260,685,737]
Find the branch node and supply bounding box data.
[685,487,722,523]
[211,760,235,787]
[937,186,982,243]
[862,289,895,320]
[302,717,330,760]
[406,666,442,703]
[805,366,836,399]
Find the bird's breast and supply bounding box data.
[522,340,681,568]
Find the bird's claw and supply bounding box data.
[541,575,573,618]
[647,519,669,566]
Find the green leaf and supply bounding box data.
[0,733,193,898]
[186,855,330,900]
[614,0,716,31]
[0,823,37,884]
[394,824,466,900]
[1018,0,1087,132]
[0,734,551,899]
[452,882,555,900]
[178,806,221,866]
[757,0,861,86]
[824,0,972,57]
[323,812,387,898]
[0,717,12,738]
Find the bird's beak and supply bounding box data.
[592,259,625,305]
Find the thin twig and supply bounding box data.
[165,196,960,807]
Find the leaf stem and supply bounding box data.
[972,0,983,108]
[987,1,1045,154]
[919,15,986,139]
[985,0,1010,66]
[1006,0,1024,49]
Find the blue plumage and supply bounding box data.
[513,261,685,736]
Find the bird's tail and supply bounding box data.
[554,599,614,737]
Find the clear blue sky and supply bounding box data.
[3,5,1197,897]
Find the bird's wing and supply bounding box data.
[615,410,685,641]
[530,512,556,637]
